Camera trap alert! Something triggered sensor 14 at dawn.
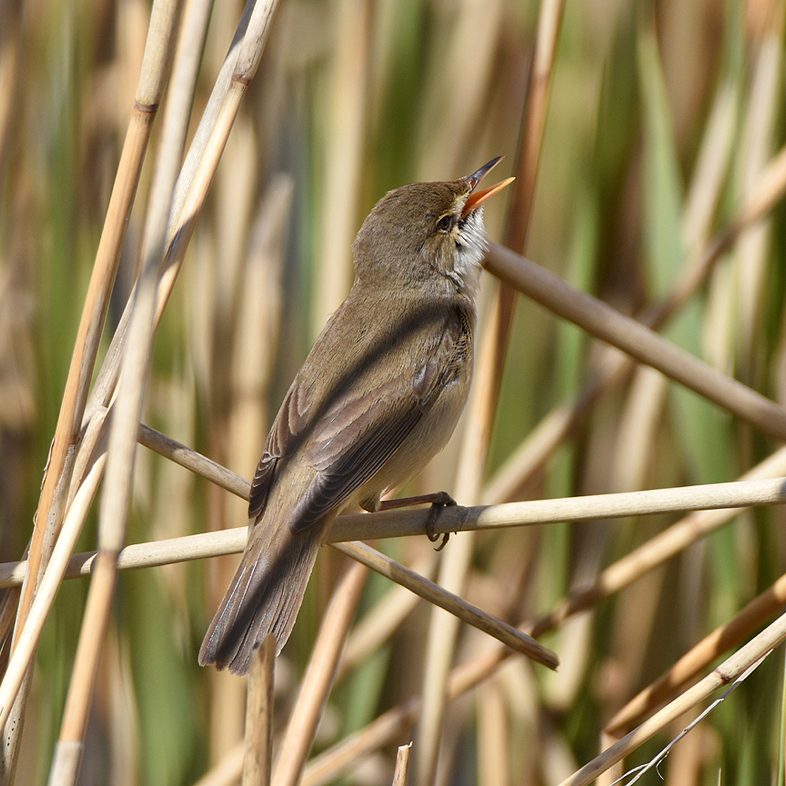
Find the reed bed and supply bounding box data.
[2,1,786,784]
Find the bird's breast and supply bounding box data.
[359,350,473,504]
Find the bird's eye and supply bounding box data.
[436,214,454,233]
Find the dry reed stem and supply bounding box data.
[138,423,249,499]
[80,0,280,427]
[12,0,168,650]
[6,441,786,588]
[416,1,566,780]
[331,477,786,539]
[271,562,368,786]
[300,446,786,784]
[333,541,558,669]
[48,555,117,786]
[526,446,786,638]
[0,454,105,733]
[0,527,245,589]
[485,241,786,440]
[50,3,188,779]
[483,137,786,504]
[67,407,112,510]
[49,2,282,777]
[242,635,275,786]
[2,3,173,769]
[391,742,412,786]
[605,570,786,736]
[338,553,438,678]
[557,611,786,786]
[504,0,565,254]
[168,0,264,233]
[16,5,280,769]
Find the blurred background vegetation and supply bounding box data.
[2,0,786,784]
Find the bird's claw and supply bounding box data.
[425,492,456,551]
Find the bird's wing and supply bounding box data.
[290,304,472,531]
[248,379,313,520]
[248,302,471,528]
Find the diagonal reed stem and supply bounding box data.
[604,569,786,737]
[557,611,786,786]
[483,141,786,504]
[485,242,786,440]
[49,0,282,779]
[1,1,178,777]
[0,455,105,735]
[47,0,187,781]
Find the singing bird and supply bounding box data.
[199,159,513,674]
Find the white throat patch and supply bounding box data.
[451,208,487,295]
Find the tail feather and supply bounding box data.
[199,519,324,675]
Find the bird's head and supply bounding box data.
[353,158,513,297]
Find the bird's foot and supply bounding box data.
[425,492,456,551]
[377,491,456,551]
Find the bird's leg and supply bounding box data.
[375,491,457,551]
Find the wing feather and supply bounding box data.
[291,395,423,529]
[248,382,313,519]
[248,300,471,529]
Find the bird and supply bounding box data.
[199,158,514,674]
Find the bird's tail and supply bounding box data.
[198,518,324,675]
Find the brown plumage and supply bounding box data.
[199,159,512,674]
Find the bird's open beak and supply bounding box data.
[461,157,515,218]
